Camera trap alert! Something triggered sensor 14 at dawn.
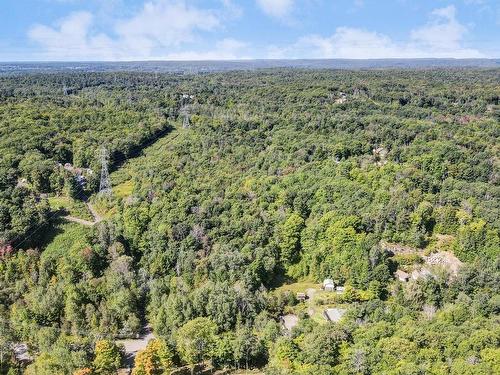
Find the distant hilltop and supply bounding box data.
[0,58,499,74]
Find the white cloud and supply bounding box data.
[410,5,469,53]
[27,3,487,60]
[256,0,294,19]
[28,12,117,60]
[115,1,219,48]
[220,0,243,18]
[270,6,484,59]
[28,1,223,60]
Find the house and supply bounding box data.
[395,269,410,282]
[296,292,306,302]
[323,278,335,292]
[323,308,346,323]
[61,163,93,188]
[12,343,32,364]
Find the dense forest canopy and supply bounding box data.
[0,68,499,375]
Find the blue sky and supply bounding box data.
[0,0,498,61]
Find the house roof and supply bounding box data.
[12,343,32,362]
[281,314,299,331]
[324,308,346,323]
[323,278,334,285]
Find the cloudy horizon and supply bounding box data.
[1,0,499,61]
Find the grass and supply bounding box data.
[113,179,134,199]
[47,195,93,221]
[91,196,117,219]
[275,280,321,294]
[42,221,90,257]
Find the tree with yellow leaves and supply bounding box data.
[132,339,173,375]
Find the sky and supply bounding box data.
[0,0,499,61]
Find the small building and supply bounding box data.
[395,269,410,282]
[323,278,335,292]
[281,314,299,331]
[12,343,32,364]
[336,286,345,294]
[296,292,306,302]
[324,308,346,323]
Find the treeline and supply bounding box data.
[0,69,499,374]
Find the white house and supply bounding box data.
[323,278,335,292]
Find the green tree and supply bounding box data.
[176,317,219,374]
[301,325,349,367]
[233,326,262,370]
[455,220,486,262]
[93,340,122,375]
[279,213,305,266]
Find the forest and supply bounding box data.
[0,68,499,375]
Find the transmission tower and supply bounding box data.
[180,93,192,129]
[99,147,112,195]
[182,108,190,129]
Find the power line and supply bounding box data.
[8,123,180,251]
[99,146,112,196]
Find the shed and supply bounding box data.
[336,286,345,293]
[323,308,346,323]
[323,278,335,292]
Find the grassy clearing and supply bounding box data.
[42,221,91,257]
[275,280,321,294]
[91,198,117,219]
[47,196,93,221]
[113,180,134,199]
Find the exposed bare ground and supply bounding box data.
[117,330,154,358]
[281,314,299,331]
[86,202,103,223]
[63,215,95,226]
[63,202,102,227]
[116,326,155,370]
[423,251,463,276]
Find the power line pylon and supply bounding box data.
[99,147,112,196]
[182,109,190,129]
[180,93,192,129]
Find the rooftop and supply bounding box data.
[324,308,346,323]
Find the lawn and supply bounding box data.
[275,280,321,294]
